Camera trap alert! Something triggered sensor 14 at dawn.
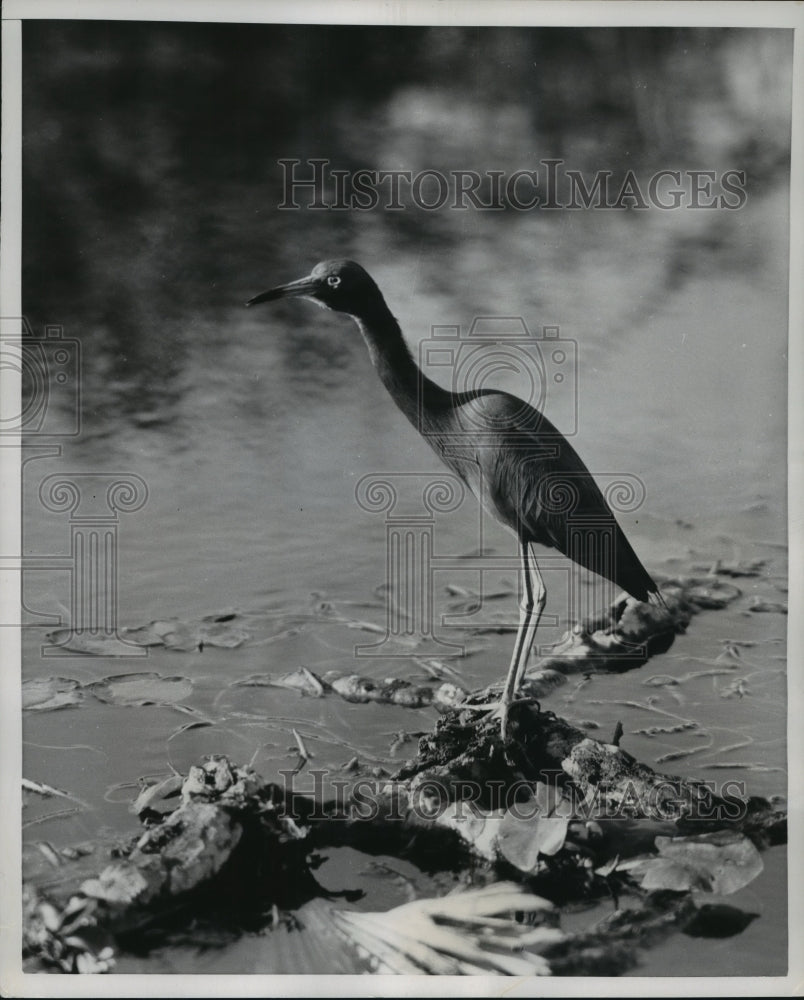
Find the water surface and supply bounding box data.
[20,23,790,977]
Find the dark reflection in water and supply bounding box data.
[23,23,792,439]
[276,327,356,390]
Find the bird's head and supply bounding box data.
[246,259,384,317]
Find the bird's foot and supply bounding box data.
[464,694,541,743]
[461,695,507,736]
[463,697,503,713]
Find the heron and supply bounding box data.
[247,259,663,739]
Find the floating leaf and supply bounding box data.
[532,817,570,856]
[195,620,251,648]
[628,856,711,892]
[234,668,463,710]
[22,677,83,712]
[620,830,763,895]
[132,773,184,816]
[655,831,763,894]
[747,600,787,615]
[498,809,569,872]
[533,779,574,820]
[118,625,164,647]
[637,722,698,736]
[148,620,202,651]
[685,580,741,610]
[52,614,250,654]
[86,672,193,707]
[272,666,328,696]
[498,813,542,872]
[692,559,766,578]
[232,673,274,688]
[44,629,142,655]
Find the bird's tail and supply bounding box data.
[647,588,670,613]
[606,523,670,615]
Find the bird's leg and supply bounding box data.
[469,542,546,740]
[497,543,545,739]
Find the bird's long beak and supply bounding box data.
[245,274,318,307]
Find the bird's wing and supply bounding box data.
[457,392,658,601]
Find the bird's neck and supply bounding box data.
[353,302,453,426]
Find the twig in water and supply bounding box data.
[23,807,82,829]
[291,728,313,775]
[22,778,73,800]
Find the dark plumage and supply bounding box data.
[248,259,662,737]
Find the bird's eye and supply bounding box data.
[327,275,341,288]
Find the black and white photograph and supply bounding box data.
[1,0,801,992]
